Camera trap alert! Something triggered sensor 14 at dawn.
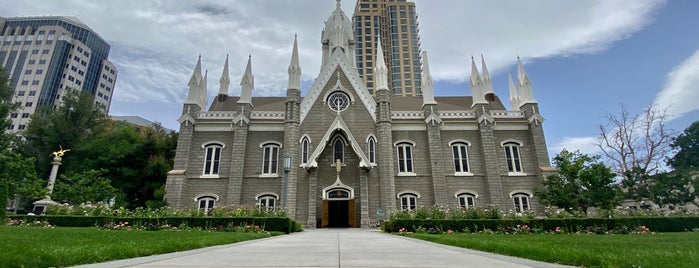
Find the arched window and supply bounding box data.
[398,193,418,211]
[367,136,376,164]
[503,142,523,173]
[257,194,278,211]
[333,138,344,163]
[457,193,476,209]
[196,196,216,214]
[301,137,310,164]
[512,193,530,212]
[202,143,224,175]
[451,142,470,174]
[395,142,414,174]
[262,143,280,175]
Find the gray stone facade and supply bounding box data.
[164,2,554,228]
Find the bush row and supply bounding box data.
[10,215,302,233]
[383,217,699,233]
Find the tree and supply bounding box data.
[596,104,674,177]
[0,67,19,150]
[535,150,621,215]
[21,89,109,178]
[53,169,118,205]
[668,121,699,172]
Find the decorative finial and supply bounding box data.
[51,145,71,158]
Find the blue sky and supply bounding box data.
[2,0,697,158]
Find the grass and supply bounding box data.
[0,226,278,268]
[408,232,699,268]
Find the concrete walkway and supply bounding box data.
[74,229,573,268]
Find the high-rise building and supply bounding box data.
[0,16,117,133]
[353,0,421,96]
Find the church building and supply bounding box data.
[164,1,554,228]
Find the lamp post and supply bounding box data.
[282,153,291,209]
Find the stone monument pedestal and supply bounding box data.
[32,198,57,215]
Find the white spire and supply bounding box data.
[508,74,521,111]
[421,51,436,106]
[321,0,353,66]
[470,56,486,105]
[186,55,202,105]
[517,56,537,105]
[374,34,388,92]
[200,69,208,108]
[288,34,301,90]
[481,55,494,100]
[219,54,230,96]
[238,54,254,104]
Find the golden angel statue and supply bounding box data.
[51,145,71,158]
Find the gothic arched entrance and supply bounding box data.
[321,179,355,228]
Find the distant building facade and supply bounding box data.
[165,1,554,228]
[0,16,117,133]
[353,0,422,96]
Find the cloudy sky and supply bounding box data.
[2,0,698,157]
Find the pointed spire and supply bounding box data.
[200,69,208,108]
[219,54,230,96]
[288,34,301,91]
[470,56,486,105]
[517,56,536,105]
[481,55,495,100]
[186,55,202,106]
[238,54,254,105]
[421,51,436,106]
[508,74,521,111]
[374,34,388,92]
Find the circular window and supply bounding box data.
[327,91,350,112]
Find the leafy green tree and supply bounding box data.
[21,89,109,178]
[53,169,118,205]
[668,121,699,172]
[536,150,621,215]
[0,152,45,199]
[0,67,19,150]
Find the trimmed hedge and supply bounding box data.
[10,215,302,233]
[383,217,699,233]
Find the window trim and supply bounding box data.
[201,142,225,177]
[397,191,420,211]
[331,135,347,164]
[255,193,279,211]
[366,135,377,165]
[449,140,473,176]
[194,194,219,214]
[456,192,477,209]
[511,192,531,212]
[260,142,282,177]
[501,140,525,175]
[394,141,416,176]
[300,136,311,165]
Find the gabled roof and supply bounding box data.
[306,114,372,169]
[300,49,377,123]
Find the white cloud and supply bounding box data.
[551,137,600,155]
[1,0,665,128]
[653,49,699,120]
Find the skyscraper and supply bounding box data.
[0,16,117,133]
[353,0,421,96]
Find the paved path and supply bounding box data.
[74,229,572,268]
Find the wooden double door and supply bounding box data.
[321,199,356,228]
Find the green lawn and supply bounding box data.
[0,226,276,268]
[408,232,699,268]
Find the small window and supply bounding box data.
[333,138,344,163]
[503,142,523,173]
[367,136,376,164]
[457,193,476,209]
[399,193,418,211]
[203,143,223,175]
[512,193,530,212]
[301,137,310,164]
[257,194,277,211]
[196,196,216,214]
[262,143,280,175]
